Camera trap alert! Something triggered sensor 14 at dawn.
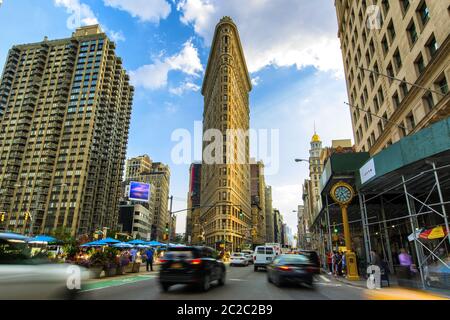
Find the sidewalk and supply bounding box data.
[324,272,450,299]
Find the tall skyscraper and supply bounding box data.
[251,160,266,245]
[335,0,449,155]
[0,25,133,236]
[186,162,201,244]
[200,17,252,251]
[264,185,274,243]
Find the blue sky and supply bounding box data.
[0,0,354,235]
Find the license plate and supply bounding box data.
[171,263,183,269]
[266,257,272,261]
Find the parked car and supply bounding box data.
[297,250,321,274]
[230,252,249,267]
[267,254,316,287]
[0,237,89,300]
[253,246,277,271]
[159,246,226,292]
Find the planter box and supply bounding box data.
[116,265,126,275]
[125,263,133,273]
[89,266,104,279]
[131,262,141,273]
[105,266,117,277]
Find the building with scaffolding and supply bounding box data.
[312,117,450,290]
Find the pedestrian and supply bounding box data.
[145,248,154,271]
[327,251,333,275]
[342,252,346,275]
[337,252,343,276]
[332,251,340,276]
[130,247,138,263]
[398,248,414,274]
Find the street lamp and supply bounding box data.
[295,158,310,163]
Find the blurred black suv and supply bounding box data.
[159,246,226,292]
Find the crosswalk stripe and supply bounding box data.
[320,275,331,282]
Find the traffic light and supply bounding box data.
[239,210,244,219]
[334,227,339,233]
[163,233,168,241]
[0,212,5,222]
[24,211,30,221]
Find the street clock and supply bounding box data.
[330,181,354,206]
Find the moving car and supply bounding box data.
[267,254,316,287]
[253,245,277,271]
[297,250,321,274]
[159,246,226,292]
[242,250,254,264]
[0,235,89,300]
[230,252,249,267]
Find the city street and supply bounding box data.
[77,265,368,300]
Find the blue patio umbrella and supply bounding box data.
[127,239,147,245]
[147,241,165,246]
[112,242,133,248]
[80,240,107,247]
[0,232,30,242]
[28,235,58,244]
[97,237,121,244]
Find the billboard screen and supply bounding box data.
[128,181,151,202]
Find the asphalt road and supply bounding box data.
[77,265,369,300]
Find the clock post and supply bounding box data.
[330,181,360,281]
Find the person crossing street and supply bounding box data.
[146,248,154,272]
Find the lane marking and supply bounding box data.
[229,279,248,281]
[319,275,331,283]
[80,275,156,293]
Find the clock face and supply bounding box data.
[334,186,352,203]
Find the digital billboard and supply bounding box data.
[128,181,151,202]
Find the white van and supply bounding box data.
[253,246,277,271]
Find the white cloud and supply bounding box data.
[177,0,344,76]
[109,30,126,42]
[130,39,203,91]
[54,0,125,43]
[169,81,201,95]
[251,76,260,86]
[103,0,171,23]
[54,0,99,28]
[271,184,302,233]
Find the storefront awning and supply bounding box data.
[357,117,450,194]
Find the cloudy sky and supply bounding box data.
[0,0,354,236]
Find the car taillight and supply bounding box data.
[277,266,292,271]
[190,259,202,265]
[306,267,316,273]
[253,256,256,260]
[159,259,168,263]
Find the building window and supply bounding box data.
[405,113,416,132]
[436,76,448,95]
[392,91,400,109]
[423,93,434,111]
[426,34,439,58]
[417,1,430,27]
[400,0,410,15]
[407,20,418,46]
[393,49,402,71]
[415,53,425,75]
[387,21,396,42]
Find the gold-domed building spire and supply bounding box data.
[311,122,320,142]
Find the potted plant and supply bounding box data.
[88,251,107,279]
[117,253,130,275]
[104,247,119,277]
